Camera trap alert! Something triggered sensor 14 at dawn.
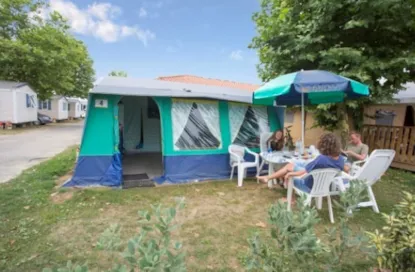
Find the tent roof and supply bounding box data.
[394,83,415,103]
[91,76,253,103]
[157,75,260,91]
[0,80,27,91]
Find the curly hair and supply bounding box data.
[317,133,341,157]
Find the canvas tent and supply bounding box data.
[65,76,285,187]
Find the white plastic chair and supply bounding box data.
[332,149,396,213]
[289,169,340,223]
[258,132,273,174]
[350,157,368,176]
[229,144,259,187]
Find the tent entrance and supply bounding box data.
[119,96,163,182]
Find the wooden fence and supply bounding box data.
[362,125,415,171]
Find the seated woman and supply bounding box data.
[258,133,349,187]
[267,130,285,151]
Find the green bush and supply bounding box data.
[245,181,372,272]
[43,198,186,272]
[367,192,415,272]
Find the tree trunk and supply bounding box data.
[337,103,349,147]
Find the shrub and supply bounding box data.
[367,192,415,272]
[245,181,372,272]
[43,198,186,272]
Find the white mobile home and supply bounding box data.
[79,98,88,118]
[38,96,69,121]
[0,81,38,124]
[67,97,82,119]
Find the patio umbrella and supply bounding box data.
[253,70,370,150]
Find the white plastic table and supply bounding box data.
[260,151,292,188]
[260,151,316,188]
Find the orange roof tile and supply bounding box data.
[157,75,260,92]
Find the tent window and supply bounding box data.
[172,100,221,150]
[229,104,270,148]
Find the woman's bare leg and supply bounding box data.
[257,163,295,183]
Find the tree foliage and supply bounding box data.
[250,0,415,133]
[109,71,128,77]
[0,0,95,99]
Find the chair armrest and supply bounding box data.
[229,149,243,163]
[352,159,366,167]
[245,147,259,164]
[340,171,354,180]
[288,172,308,181]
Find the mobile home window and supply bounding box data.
[375,110,395,126]
[38,99,51,110]
[171,99,221,150]
[26,94,36,108]
[229,104,270,149]
[62,102,68,111]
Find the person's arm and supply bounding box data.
[346,149,367,161]
[343,164,350,173]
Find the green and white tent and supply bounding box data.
[65,76,285,187]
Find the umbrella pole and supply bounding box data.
[301,91,305,153]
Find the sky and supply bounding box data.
[43,0,262,84]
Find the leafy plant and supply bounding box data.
[284,125,295,151]
[367,192,415,272]
[245,181,371,271]
[42,261,88,272]
[43,198,186,271]
[96,224,122,251]
[120,199,186,271]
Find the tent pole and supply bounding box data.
[301,91,305,153]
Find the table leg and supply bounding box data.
[286,178,293,211]
[268,162,273,188]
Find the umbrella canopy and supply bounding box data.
[253,70,370,152]
[253,70,369,106]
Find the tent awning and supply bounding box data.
[91,77,253,103]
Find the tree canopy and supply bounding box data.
[250,0,415,133]
[109,71,128,77]
[0,0,95,99]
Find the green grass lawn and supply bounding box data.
[0,147,414,271]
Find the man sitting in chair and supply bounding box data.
[341,131,369,167]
